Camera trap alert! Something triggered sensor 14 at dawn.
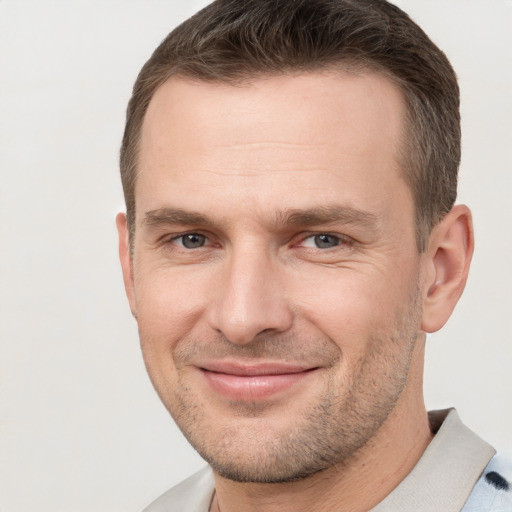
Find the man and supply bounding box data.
[116,0,511,510]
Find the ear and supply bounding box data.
[116,212,138,318]
[421,205,474,333]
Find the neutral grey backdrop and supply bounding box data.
[0,1,510,510]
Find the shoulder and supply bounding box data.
[143,466,215,512]
[462,452,512,512]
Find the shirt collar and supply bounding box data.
[371,408,496,511]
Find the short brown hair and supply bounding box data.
[120,0,460,252]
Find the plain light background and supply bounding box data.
[0,1,510,510]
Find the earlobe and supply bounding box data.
[116,212,138,318]
[421,205,474,333]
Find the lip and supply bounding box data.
[198,360,318,401]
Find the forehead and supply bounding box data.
[137,71,410,222]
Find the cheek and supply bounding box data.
[290,266,415,351]
[134,266,211,353]
[134,270,207,406]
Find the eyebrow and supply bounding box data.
[143,205,378,231]
[144,208,210,228]
[274,205,378,228]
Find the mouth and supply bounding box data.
[197,361,319,401]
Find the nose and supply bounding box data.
[206,246,293,345]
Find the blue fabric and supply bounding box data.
[462,453,512,511]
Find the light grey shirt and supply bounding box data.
[144,409,510,511]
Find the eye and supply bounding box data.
[175,233,207,249]
[301,234,341,249]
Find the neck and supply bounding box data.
[211,340,432,512]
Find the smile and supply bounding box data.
[198,361,319,401]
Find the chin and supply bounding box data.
[208,459,330,484]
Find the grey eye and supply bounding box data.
[181,233,206,249]
[314,234,340,248]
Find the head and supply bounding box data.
[117,0,473,484]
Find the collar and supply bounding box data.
[371,408,495,511]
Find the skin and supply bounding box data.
[117,71,474,512]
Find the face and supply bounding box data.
[120,71,427,483]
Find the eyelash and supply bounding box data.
[164,232,210,249]
[298,233,349,249]
[162,231,353,251]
